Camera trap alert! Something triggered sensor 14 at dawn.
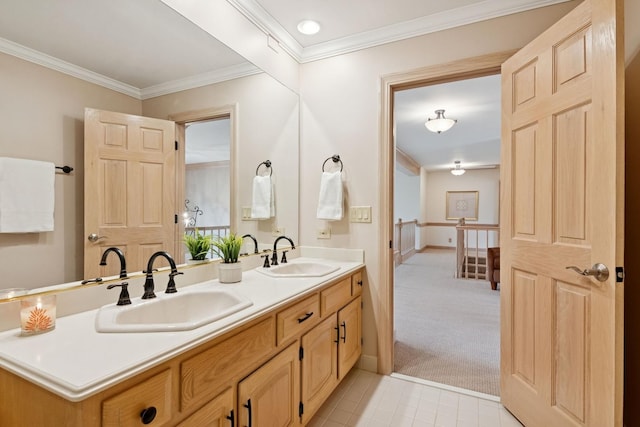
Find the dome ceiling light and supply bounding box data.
[425,109,457,134]
[451,161,466,176]
[297,20,321,35]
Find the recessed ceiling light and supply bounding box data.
[297,20,320,35]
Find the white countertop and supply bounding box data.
[0,256,363,401]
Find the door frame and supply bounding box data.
[170,105,239,262]
[377,51,516,375]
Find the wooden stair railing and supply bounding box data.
[455,223,500,279]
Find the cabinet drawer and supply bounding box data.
[351,271,363,297]
[181,317,275,412]
[102,369,172,427]
[320,277,352,316]
[276,294,320,345]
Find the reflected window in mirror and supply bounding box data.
[184,118,231,262]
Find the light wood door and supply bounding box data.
[238,343,300,427]
[337,296,362,380]
[500,1,624,426]
[84,108,177,278]
[301,315,339,424]
[177,387,234,427]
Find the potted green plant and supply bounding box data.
[183,229,212,263]
[212,233,243,283]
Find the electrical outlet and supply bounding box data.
[272,227,285,237]
[448,238,452,243]
[317,228,331,239]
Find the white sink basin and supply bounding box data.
[257,262,339,278]
[95,288,252,333]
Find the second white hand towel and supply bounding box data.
[251,175,272,219]
[317,171,343,220]
[0,157,55,232]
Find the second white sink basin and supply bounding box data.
[95,288,252,333]
[257,262,339,278]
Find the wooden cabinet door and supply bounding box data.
[337,296,362,380]
[177,387,233,427]
[300,315,339,424]
[238,343,300,427]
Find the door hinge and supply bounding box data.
[299,402,304,417]
[174,214,178,224]
[616,266,624,282]
[299,346,304,360]
[175,140,178,150]
[389,240,393,249]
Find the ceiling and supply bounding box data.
[0,0,569,170]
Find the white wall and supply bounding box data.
[424,169,500,248]
[394,168,420,223]
[298,2,578,363]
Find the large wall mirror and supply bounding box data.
[0,0,299,297]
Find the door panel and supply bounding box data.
[500,0,623,426]
[84,108,176,278]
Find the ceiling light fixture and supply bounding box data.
[451,161,466,176]
[425,109,457,134]
[297,20,321,35]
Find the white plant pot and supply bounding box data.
[186,259,209,265]
[218,262,242,283]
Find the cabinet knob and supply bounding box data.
[140,406,157,424]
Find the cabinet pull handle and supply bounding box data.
[244,399,252,427]
[357,280,363,286]
[341,321,347,343]
[139,406,157,424]
[297,312,314,323]
[226,409,234,427]
[334,326,340,343]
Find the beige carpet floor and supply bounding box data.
[393,249,500,396]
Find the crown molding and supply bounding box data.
[231,0,571,63]
[1,36,262,101]
[0,37,141,98]
[140,62,262,100]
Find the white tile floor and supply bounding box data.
[307,369,523,427]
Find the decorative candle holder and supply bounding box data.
[20,295,56,336]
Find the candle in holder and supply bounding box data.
[20,295,56,336]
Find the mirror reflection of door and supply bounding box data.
[183,117,231,262]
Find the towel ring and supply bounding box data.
[322,155,343,172]
[256,160,272,176]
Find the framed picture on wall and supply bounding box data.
[446,191,479,220]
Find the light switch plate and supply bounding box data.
[350,206,372,223]
[241,207,253,220]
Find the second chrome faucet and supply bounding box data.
[143,251,183,299]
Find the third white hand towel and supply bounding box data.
[0,157,55,232]
[317,171,343,220]
[251,175,272,219]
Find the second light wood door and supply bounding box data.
[500,0,624,426]
[84,108,177,278]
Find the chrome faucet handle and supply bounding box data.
[107,282,131,306]
[262,254,271,268]
[281,250,289,264]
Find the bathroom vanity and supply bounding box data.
[0,253,364,426]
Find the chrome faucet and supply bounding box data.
[143,251,182,299]
[271,236,295,266]
[242,234,259,254]
[99,247,128,279]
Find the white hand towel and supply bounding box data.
[251,175,272,219]
[0,157,55,232]
[317,171,343,220]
